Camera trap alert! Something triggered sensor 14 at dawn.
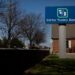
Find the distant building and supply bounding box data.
[52,24,75,53]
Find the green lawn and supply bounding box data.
[24,54,75,75]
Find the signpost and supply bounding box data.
[45,6,75,58]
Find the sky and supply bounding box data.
[0,0,74,48]
[10,0,75,47]
[19,0,75,15]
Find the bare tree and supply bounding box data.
[0,0,21,47]
[19,13,45,48]
[33,30,45,45]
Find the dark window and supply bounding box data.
[66,40,69,48]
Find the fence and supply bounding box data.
[0,49,49,75]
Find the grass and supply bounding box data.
[24,54,75,75]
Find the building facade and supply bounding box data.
[52,24,75,53]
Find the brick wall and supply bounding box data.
[52,40,59,53]
[71,40,75,52]
[52,39,75,53]
[71,40,75,48]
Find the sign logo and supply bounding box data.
[57,8,68,18]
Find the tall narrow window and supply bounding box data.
[68,40,71,48]
[66,40,71,48]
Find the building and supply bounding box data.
[52,24,75,53]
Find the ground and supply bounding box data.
[24,54,75,75]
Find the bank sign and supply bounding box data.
[45,6,75,24]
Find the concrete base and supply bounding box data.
[66,53,75,59]
[56,53,75,59]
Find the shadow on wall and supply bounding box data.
[67,47,75,53]
[0,49,49,75]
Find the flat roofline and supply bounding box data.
[52,38,75,40]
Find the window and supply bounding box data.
[66,40,69,48]
[66,40,71,48]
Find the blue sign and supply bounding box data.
[45,6,75,24]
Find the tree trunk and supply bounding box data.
[29,40,33,49]
[8,28,11,48]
